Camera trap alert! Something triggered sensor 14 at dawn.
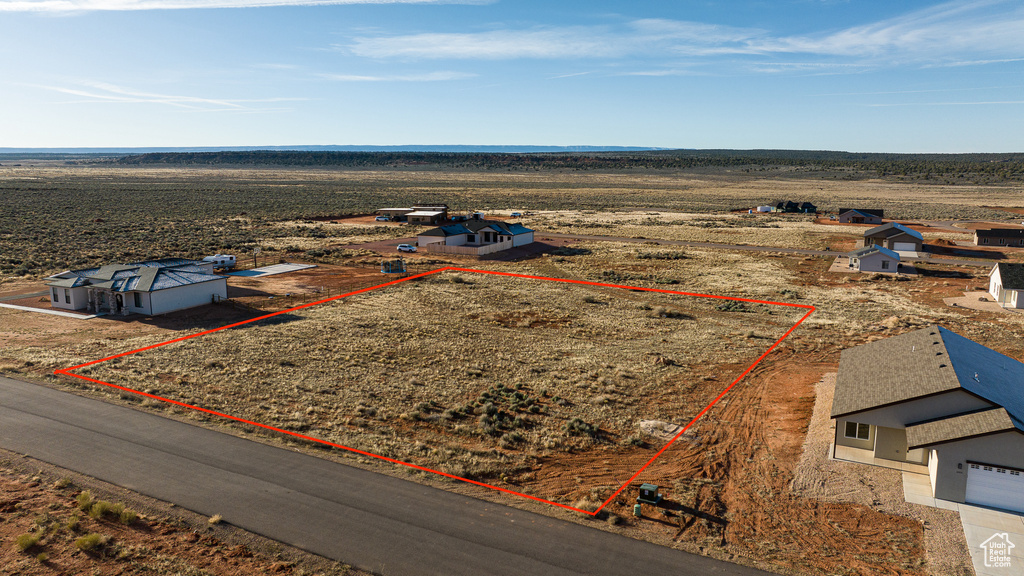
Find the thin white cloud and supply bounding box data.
[349,20,764,60]
[744,0,1024,58]
[866,101,1024,107]
[319,71,475,81]
[0,0,488,12]
[34,81,305,111]
[346,0,1024,70]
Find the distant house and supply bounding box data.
[376,204,449,223]
[847,245,900,273]
[988,263,1024,308]
[418,220,534,255]
[838,208,884,225]
[377,208,414,220]
[773,200,816,213]
[862,222,923,252]
[975,228,1024,247]
[832,325,1024,514]
[406,210,447,225]
[46,258,227,316]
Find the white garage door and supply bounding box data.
[966,463,1024,513]
[893,242,917,252]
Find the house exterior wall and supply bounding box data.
[930,432,1024,503]
[835,418,875,450]
[988,267,1024,308]
[417,235,446,246]
[126,291,153,315]
[863,233,922,251]
[512,231,534,247]
[839,212,882,224]
[854,252,898,273]
[871,426,928,464]
[976,233,1024,247]
[928,450,939,495]
[990,267,1003,302]
[50,286,89,310]
[425,239,513,255]
[148,279,227,315]
[840,389,993,429]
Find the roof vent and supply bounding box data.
[936,352,943,356]
[974,372,980,382]
[939,364,947,368]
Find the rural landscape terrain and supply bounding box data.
[3,151,1024,575]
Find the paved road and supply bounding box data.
[0,376,771,576]
[539,232,994,268]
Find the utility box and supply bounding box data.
[637,483,662,505]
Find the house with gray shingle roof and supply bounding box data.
[988,263,1024,308]
[975,228,1024,247]
[417,220,534,255]
[862,222,923,252]
[831,326,1024,513]
[847,245,900,273]
[838,208,884,225]
[46,258,227,316]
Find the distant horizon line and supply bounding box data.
[1,146,1021,155]
[0,145,674,154]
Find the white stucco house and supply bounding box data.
[847,245,900,273]
[988,262,1024,309]
[417,220,534,255]
[46,258,227,316]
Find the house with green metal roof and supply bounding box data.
[46,258,227,316]
[831,325,1024,513]
[417,220,534,255]
[988,263,1024,309]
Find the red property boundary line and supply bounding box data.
[55,267,815,516]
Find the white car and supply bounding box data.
[397,244,417,253]
[375,216,391,222]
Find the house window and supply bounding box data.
[52,288,58,302]
[844,421,870,440]
[64,289,70,304]
[467,234,476,243]
[134,292,142,308]
[881,260,890,269]
[999,238,1006,245]
[983,238,989,244]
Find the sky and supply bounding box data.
[1,0,1022,151]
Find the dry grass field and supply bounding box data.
[5,162,1024,575]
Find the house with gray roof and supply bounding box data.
[417,220,534,255]
[46,258,227,316]
[846,245,900,273]
[975,228,1024,247]
[988,263,1024,308]
[862,222,924,252]
[831,326,1024,513]
[838,208,884,225]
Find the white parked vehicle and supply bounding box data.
[203,254,236,269]
[397,244,417,253]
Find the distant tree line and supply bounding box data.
[113,150,1024,183]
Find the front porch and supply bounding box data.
[831,443,930,474]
